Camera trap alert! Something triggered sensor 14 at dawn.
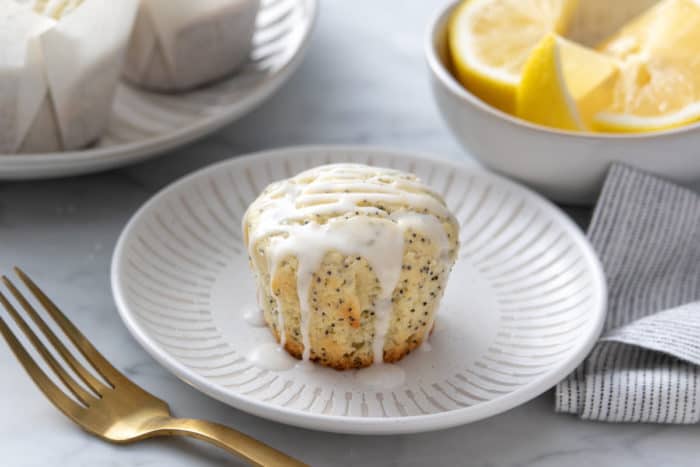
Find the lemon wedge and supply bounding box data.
[593,0,700,133]
[516,34,618,131]
[448,0,578,113]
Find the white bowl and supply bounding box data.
[426,1,700,205]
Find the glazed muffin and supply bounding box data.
[123,0,260,92]
[243,164,460,370]
[3,0,138,153]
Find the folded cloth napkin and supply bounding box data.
[556,164,700,423]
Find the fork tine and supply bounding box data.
[0,291,95,406]
[2,276,110,395]
[14,267,126,386]
[0,314,85,421]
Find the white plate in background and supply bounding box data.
[0,0,317,180]
[112,146,607,434]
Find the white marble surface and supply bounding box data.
[0,1,698,466]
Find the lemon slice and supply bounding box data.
[592,0,700,133]
[448,0,578,113]
[516,34,617,131]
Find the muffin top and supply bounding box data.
[243,163,458,272]
[243,163,458,281]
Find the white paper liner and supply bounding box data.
[1,0,138,153]
[0,2,53,153]
[20,96,62,153]
[124,0,260,92]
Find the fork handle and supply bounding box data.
[147,417,308,466]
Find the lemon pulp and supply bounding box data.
[594,0,700,133]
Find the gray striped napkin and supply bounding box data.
[556,164,700,423]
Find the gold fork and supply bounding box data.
[0,268,307,467]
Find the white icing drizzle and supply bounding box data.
[372,298,394,364]
[354,363,406,389]
[243,307,266,327]
[246,342,296,371]
[244,164,452,366]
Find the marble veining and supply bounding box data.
[0,1,698,466]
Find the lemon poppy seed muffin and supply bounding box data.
[243,163,460,370]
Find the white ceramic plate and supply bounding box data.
[111,146,607,434]
[0,0,316,180]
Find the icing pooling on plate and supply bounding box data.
[244,164,452,365]
[354,361,407,389]
[243,307,267,327]
[246,342,297,371]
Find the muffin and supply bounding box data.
[243,164,460,370]
[123,0,261,92]
[2,0,139,153]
